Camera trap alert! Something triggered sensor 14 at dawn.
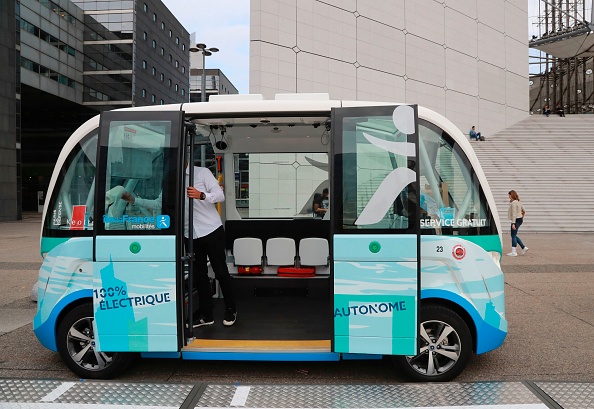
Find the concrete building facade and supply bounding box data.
[249,0,529,137]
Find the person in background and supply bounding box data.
[121,190,162,212]
[543,105,551,117]
[186,165,237,327]
[312,193,323,218]
[507,190,528,257]
[556,103,565,117]
[313,188,329,218]
[469,126,483,141]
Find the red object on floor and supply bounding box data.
[277,267,316,277]
[237,266,263,275]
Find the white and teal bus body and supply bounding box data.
[33,94,506,381]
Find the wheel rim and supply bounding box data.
[405,319,462,377]
[66,316,116,372]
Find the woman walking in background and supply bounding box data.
[507,190,528,256]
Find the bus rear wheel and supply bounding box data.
[57,302,133,379]
[392,304,472,382]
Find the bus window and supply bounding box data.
[418,120,492,235]
[339,116,415,231]
[47,132,97,232]
[102,121,171,231]
[233,152,328,218]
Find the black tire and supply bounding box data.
[392,304,472,382]
[57,302,133,379]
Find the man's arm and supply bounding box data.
[189,167,225,203]
[122,191,162,210]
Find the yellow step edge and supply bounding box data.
[184,339,331,352]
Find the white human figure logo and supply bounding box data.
[355,106,417,226]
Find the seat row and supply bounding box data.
[232,237,330,276]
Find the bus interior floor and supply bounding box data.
[191,296,333,341]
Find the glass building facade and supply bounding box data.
[1,0,191,219]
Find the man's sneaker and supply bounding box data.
[192,315,214,328]
[506,252,517,257]
[223,308,237,327]
[521,247,529,255]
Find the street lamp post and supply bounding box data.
[189,43,219,102]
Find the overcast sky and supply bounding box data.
[161,0,251,94]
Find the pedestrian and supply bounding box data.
[506,190,528,257]
[186,164,237,327]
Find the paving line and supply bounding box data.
[39,381,77,402]
[0,404,178,409]
[230,386,251,407]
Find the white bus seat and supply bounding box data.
[266,238,296,266]
[299,238,329,266]
[233,237,263,266]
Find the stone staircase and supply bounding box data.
[471,115,594,232]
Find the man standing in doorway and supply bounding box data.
[186,165,237,327]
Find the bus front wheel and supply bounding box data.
[57,302,133,379]
[392,304,472,382]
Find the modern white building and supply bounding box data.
[249,0,528,137]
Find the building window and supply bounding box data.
[152,39,156,48]
[160,73,164,81]
[182,66,185,74]
[143,3,148,12]
[152,67,156,76]
[181,89,185,96]
[142,89,146,97]
[161,22,165,30]
[160,99,164,105]
[169,30,172,38]
[143,31,147,40]
[152,13,157,22]
[151,94,155,103]
[168,54,172,62]
[168,79,172,86]
[142,60,147,69]
[175,60,179,68]
[175,37,179,45]
[161,47,164,56]
[182,44,185,51]
[175,84,179,91]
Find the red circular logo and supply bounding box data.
[452,244,466,260]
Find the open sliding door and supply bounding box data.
[93,110,184,353]
[331,105,421,356]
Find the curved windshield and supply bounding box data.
[45,131,97,235]
[418,119,496,235]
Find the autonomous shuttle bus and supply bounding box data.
[33,93,507,382]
